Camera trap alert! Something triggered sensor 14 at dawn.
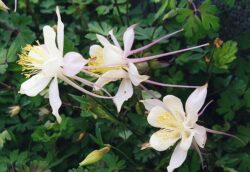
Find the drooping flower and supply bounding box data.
[86,26,209,112]
[18,7,111,123]
[142,84,208,172]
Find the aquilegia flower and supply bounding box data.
[86,26,209,112]
[18,7,111,123]
[142,84,208,172]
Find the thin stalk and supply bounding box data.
[82,43,209,70]
[109,145,137,166]
[73,76,112,97]
[129,43,210,63]
[144,79,199,88]
[129,29,184,56]
[192,141,205,169]
[59,75,113,99]
[205,128,245,145]
[139,84,159,99]
[14,0,17,12]
[198,100,213,116]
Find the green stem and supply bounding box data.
[109,145,137,166]
[114,0,125,25]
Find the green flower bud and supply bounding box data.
[79,146,110,166]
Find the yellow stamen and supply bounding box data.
[87,47,123,74]
[157,112,182,129]
[17,44,48,78]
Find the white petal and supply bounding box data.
[150,130,180,151]
[167,143,188,172]
[141,99,166,111]
[194,124,207,148]
[180,130,194,150]
[63,52,88,77]
[56,6,64,56]
[96,34,111,46]
[28,45,49,61]
[94,69,127,90]
[128,63,149,86]
[42,57,62,77]
[185,84,208,126]
[113,79,133,112]
[147,106,177,129]
[89,45,103,57]
[123,25,136,56]
[19,73,51,96]
[103,44,125,66]
[43,26,61,58]
[163,95,185,121]
[49,77,62,123]
[109,30,121,48]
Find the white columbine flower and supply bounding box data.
[87,26,150,112]
[142,84,208,172]
[86,26,209,112]
[18,7,109,123]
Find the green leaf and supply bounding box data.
[0,130,11,149]
[213,41,238,69]
[199,0,220,31]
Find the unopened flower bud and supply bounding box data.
[0,0,9,12]
[9,105,21,117]
[79,146,111,166]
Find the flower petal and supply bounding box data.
[96,34,111,46]
[194,124,207,148]
[94,69,127,90]
[28,45,49,61]
[167,143,188,172]
[103,44,125,66]
[109,30,121,49]
[56,6,64,56]
[150,130,180,151]
[63,52,88,77]
[185,84,208,126]
[49,77,62,123]
[113,79,133,112]
[128,63,149,86]
[19,73,51,96]
[147,106,177,129]
[141,99,166,111]
[43,26,61,58]
[89,45,103,57]
[163,95,185,121]
[123,25,136,56]
[180,130,194,150]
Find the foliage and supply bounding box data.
[0,0,250,171]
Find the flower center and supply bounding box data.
[18,44,49,78]
[156,111,189,136]
[87,47,126,74]
[18,44,62,78]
